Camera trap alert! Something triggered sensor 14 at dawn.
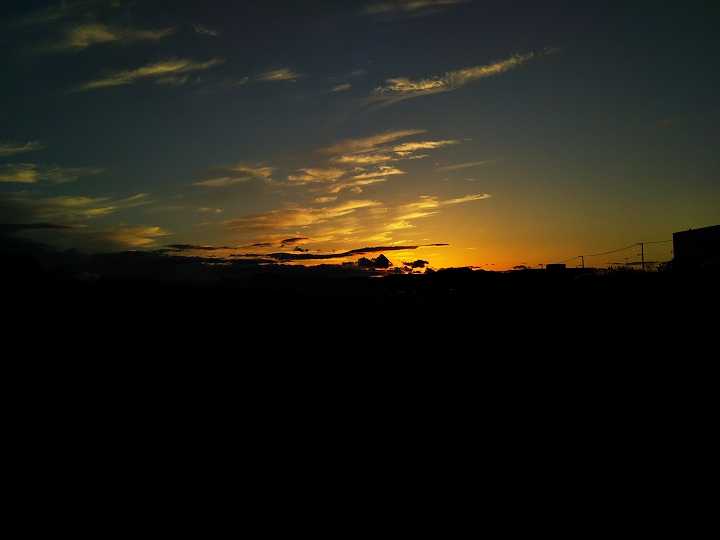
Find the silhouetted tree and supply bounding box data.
[357,254,392,269]
[403,259,429,272]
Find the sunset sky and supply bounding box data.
[2,0,718,269]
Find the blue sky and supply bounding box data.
[2,0,718,267]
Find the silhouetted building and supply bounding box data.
[673,225,720,268]
[546,263,566,272]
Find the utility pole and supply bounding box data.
[579,255,585,269]
[640,242,645,271]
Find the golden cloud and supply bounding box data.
[332,153,394,165]
[76,58,225,91]
[326,177,388,194]
[330,138,458,166]
[392,140,458,152]
[54,23,176,51]
[351,166,406,180]
[257,68,302,82]
[230,165,274,179]
[320,129,426,155]
[104,226,169,248]
[443,193,492,205]
[314,196,338,204]
[288,168,346,183]
[372,52,536,104]
[194,163,274,187]
[399,193,491,215]
[225,200,382,231]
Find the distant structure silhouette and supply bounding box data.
[673,225,720,269]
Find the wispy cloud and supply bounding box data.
[103,226,169,248]
[393,140,458,153]
[0,213,167,253]
[256,68,302,82]
[326,177,389,194]
[193,177,249,188]
[285,163,405,194]
[281,130,461,195]
[0,164,103,184]
[364,0,469,17]
[0,192,150,222]
[443,193,492,205]
[288,168,346,184]
[194,24,220,37]
[75,58,225,91]
[436,160,495,172]
[331,83,352,92]
[371,52,536,106]
[351,166,406,180]
[0,141,44,157]
[332,153,394,165]
[320,129,426,155]
[0,164,38,184]
[221,190,490,256]
[49,23,176,51]
[399,193,491,216]
[330,138,458,165]
[380,193,491,234]
[225,200,382,231]
[44,166,105,184]
[193,163,274,188]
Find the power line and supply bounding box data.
[553,255,582,264]
[585,243,639,258]
[549,238,673,268]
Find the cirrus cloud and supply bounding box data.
[364,0,469,17]
[371,52,538,106]
[0,192,150,222]
[436,160,495,172]
[193,163,274,187]
[0,141,44,157]
[256,68,302,82]
[225,200,382,232]
[0,163,103,184]
[288,168,346,184]
[49,23,176,52]
[75,58,225,91]
[320,129,426,155]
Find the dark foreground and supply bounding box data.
[4,249,715,463]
